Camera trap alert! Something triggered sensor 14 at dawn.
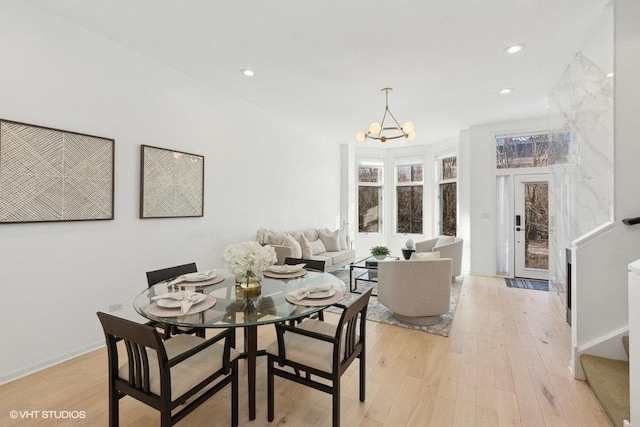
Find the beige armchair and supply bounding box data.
[415,236,463,277]
[377,259,453,326]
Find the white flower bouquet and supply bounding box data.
[223,241,277,283]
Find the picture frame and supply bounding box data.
[0,119,115,224]
[140,145,204,219]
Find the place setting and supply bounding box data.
[167,269,225,288]
[263,263,308,279]
[145,289,217,317]
[285,283,344,306]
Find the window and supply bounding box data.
[358,161,383,233]
[396,161,423,234]
[496,132,570,169]
[437,156,457,236]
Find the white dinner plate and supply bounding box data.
[305,289,336,299]
[156,293,206,308]
[183,271,217,282]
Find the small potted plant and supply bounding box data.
[370,245,391,260]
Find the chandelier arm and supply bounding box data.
[385,108,406,134]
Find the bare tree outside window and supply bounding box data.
[438,156,457,236]
[524,182,549,269]
[496,132,570,169]
[358,165,382,232]
[396,163,423,234]
[440,183,457,236]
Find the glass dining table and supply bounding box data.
[133,269,346,421]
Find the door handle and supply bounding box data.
[516,227,521,231]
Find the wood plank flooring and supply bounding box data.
[0,275,610,426]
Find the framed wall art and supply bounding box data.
[0,119,115,224]
[140,145,204,219]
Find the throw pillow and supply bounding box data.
[266,230,287,246]
[297,234,313,258]
[309,238,327,255]
[323,227,348,250]
[410,251,441,260]
[282,233,302,258]
[434,235,456,248]
[318,229,341,252]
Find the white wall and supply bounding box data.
[0,2,341,383]
[569,0,640,377]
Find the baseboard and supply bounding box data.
[572,325,629,380]
[0,340,104,386]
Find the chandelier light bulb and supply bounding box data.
[406,131,416,141]
[402,121,415,133]
[369,122,382,134]
[356,131,366,142]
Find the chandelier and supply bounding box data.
[356,88,416,144]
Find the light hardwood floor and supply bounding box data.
[0,275,610,426]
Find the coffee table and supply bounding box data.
[349,255,399,296]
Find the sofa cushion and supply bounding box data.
[434,236,456,247]
[318,229,340,252]
[309,238,326,255]
[282,233,302,258]
[411,251,440,260]
[327,250,355,266]
[310,254,333,267]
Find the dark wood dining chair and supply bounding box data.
[284,257,326,272]
[145,263,205,338]
[97,312,239,427]
[266,288,372,427]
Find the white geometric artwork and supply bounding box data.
[140,145,204,218]
[0,120,114,223]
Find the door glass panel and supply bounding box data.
[524,182,549,269]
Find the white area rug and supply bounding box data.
[328,269,463,337]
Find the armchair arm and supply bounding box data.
[415,238,439,252]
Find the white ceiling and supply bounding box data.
[27,0,609,145]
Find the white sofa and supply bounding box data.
[257,228,355,272]
[378,258,453,326]
[415,236,463,278]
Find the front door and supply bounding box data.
[514,174,549,280]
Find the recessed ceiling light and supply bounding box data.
[606,72,614,78]
[504,44,525,54]
[241,69,255,77]
[499,88,513,94]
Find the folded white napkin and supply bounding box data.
[169,269,216,285]
[152,290,201,315]
[266,263,306,274]
[287,284,333,301]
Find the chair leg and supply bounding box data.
[196,328,206,338]
[332,380,341,427]
[359,353,366,402]
[318,310,324,321]
[160,406,171,427]
[108,387,119,427]
[231,360,239,427]
[267,358,275,422]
